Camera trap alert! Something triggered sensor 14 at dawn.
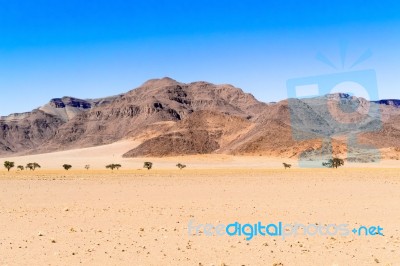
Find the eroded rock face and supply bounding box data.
[1,77,400,158]
[0,78,265,155]
[37,78,264,153]
[0,110,65,154]
[123,130,221,157]
[49,97,92,109]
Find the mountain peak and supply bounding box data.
[49,97,92,109]
[141,77,180,88]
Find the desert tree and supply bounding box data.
[106,164,115,170]
[63,164,72,171]
[322,158,344,169]
[26,162,41,171]
[4,161,15,172]
[283,163,291,169]
[106,164,122,170]
[26,163,34,171]
[176,163,186,170]
[17,165,24,171]
[84,165,90,170]
[143,162,153,170]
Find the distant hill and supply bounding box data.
[1,77,400,160]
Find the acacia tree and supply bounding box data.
[176,163,186,170]
[143,162,153,170]
[322,158,344,169]
[106,164,122,170]
[4,161,15,172]
[63,164,72,171]
[17,165,24,171]
[26,163,41,171]
[84,165,90,170]
[282,163,291,169]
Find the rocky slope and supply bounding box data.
[1,77,400,160]
[0,96,118,155]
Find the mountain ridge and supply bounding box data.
[1,77,400,160]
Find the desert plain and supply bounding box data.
[1,141,400,266]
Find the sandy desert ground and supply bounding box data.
[3,140,400,170]
[1,143,400,265]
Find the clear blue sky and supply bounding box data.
[1,0,400,115]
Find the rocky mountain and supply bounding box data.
[38,96,118,122]
[0,95,118,155]
[1,77,400,160]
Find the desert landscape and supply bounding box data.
[1,137,400,265]
[1,78,400,265]
[2,1,400,265]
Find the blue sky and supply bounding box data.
[1,0,400,115]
